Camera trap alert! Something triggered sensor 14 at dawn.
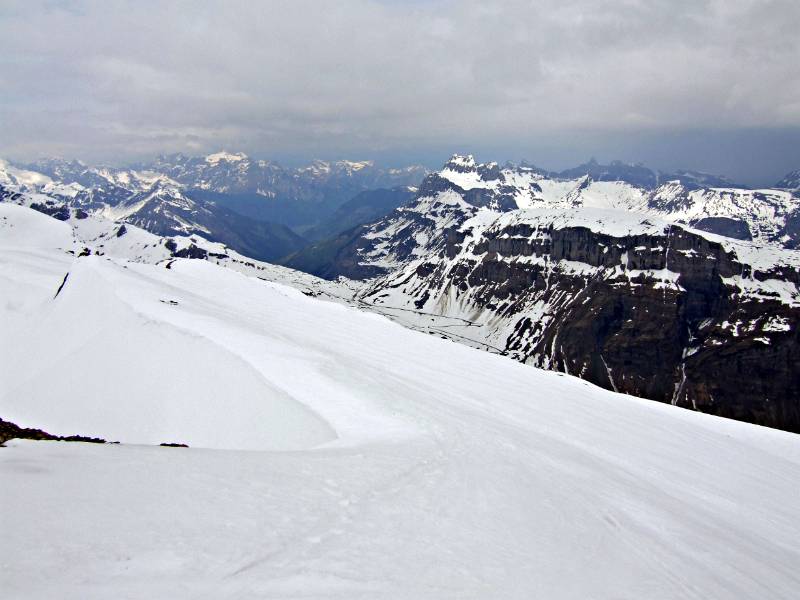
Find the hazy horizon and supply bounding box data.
[7,138,798,189]
[1,0,799,187]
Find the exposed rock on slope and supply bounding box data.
[0,418,108,446]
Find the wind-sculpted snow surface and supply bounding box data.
[2,203,800,598]
[0,205,800,599]
[0,205,335,450]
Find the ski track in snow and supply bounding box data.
[1,204,800,599]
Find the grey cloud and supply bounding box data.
[0,0,798,183]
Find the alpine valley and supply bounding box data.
[2,152,800,433]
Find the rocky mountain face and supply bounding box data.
[299,155,800,432]
[361,209,800,431]
[139,152,427,196]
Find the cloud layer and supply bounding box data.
[1,0,798,180]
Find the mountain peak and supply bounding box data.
[446,154,477,169]
[204,151,249,165]
[336,160,374,172]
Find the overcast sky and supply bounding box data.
[1,0,798,185]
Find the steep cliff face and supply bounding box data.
[501,224,799,430]
[360,208,800,432]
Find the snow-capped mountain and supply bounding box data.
[659,168,744,189]
[138,152,428,232]
[288,155,800,432]
[25,156,181,193]
[138,151,427,197]
[288,154,800,277]
[15,153,429,235]
[0,173,306,262]
[2,201,800,599]
[523,157,744,190]
[430,155,797,246]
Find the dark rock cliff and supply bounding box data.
[374,220,800,432]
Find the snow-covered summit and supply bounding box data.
[204,151,249,165]
[337,159,374,172]
[444,153,477,169]
[298,159,377,177]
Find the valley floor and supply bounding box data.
[2,204,800,599]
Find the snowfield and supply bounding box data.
[2,204,800,599]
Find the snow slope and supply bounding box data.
[0,205,334,450]
[2,204,800,598]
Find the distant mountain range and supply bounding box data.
[3,151,800,431]
[21,153,428,235]
[287,154,800,279]
[524,157,748,190]
[0,153,427,260]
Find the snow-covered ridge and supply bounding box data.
[422,156,800,249]
[338,159,374,171]
[348,156,800,284]
[92,167,182,190]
